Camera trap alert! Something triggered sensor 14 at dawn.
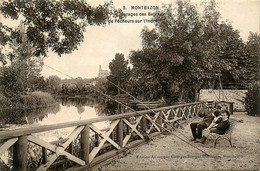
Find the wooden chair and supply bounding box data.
[208,120,236,147]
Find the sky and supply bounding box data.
[2,0,260,79]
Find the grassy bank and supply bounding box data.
[0,91,59,125]
[0,91,58,110]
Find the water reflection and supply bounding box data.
[0,97,120,170]
[95,99,119,115]
[0,105,60,126]
[57,97,96,107]
[0,97,119,128]
[0,97,119,144]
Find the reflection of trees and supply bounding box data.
[25,104,61,124]
[0,97,119,126]
[59,97,119,116]
[76,105,85,114]
[0,104,60,125]
[94,99,118,116]
[59,97,96,107]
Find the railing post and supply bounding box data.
[197,103,202,115]
[117,119,123,147]
[194,105,197,115]
[81,125,90,164]
[185,107,189,119]
[168,109,173,120]
[199,103,204,113]
[230,102,234,115]
[42,147,47,164]
[141,117,147,133]
[95,133,99,147]
[215,101,219,108]
[112,128,116,142]
[189,105,193,117]
[178,107,182,117]
[69,143,73,155]
[157,112,163,131]
[13,136,28,171]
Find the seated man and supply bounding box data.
[190,106,216,142]
[200,110,230,143]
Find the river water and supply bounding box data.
[0,97,116,141]
[0,97,118,169]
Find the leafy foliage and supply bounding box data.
[245,82,260,116]
[22,91,59,109]
[106,53,131,95]
[0,23,43,99]
[46,75,62,94]
[244,32,260,84]
[0,0,125,103]
[0,0,124,63]
[243,32,260,116]
[130,0,247,104]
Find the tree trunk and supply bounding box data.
[195,87,199,101]
[179,86,184,104]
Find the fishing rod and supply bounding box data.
[44,64,210,156]
[106,78,192,140]
[47,64,191,139]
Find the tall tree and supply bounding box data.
[107,53,131,96]
[200,0,246,89]
[0,0,124,63]
[130,0,204,103]
[0,23,43,98]
[46,75,62,94]
[244,32,260,85]
[130,0,246,104]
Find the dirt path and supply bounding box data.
[99,112,260,170]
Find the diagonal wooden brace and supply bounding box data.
[88,120,120,163]
[146,113,161,134]
[0,138,18,154]
[122,116,144,147]
[123,116,144,139]
[89,122,120,150]
[27,126,85,171]
[181,107,187,120]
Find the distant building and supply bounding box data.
[98,65,109,78]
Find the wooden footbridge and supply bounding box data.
[0,101,233,171]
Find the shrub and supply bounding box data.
[0,93,8,107]
[22,91,58,108]
[0,93,15,109]
[245,82,260,116]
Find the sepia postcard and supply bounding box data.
[0,0,259,170]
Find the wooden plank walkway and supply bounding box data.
[99,113,260,170]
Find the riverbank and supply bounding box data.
[0,91,59,126]
[100,112,260,170]
[0,91,58,110]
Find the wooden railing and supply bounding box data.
[0,102,205,171]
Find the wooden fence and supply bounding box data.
[0,102,206,171]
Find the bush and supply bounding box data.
[245,82,260,116]
[22,91,58,108]
[0,93,8,107]
[0,93,15,109]
[1,91,58,110]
